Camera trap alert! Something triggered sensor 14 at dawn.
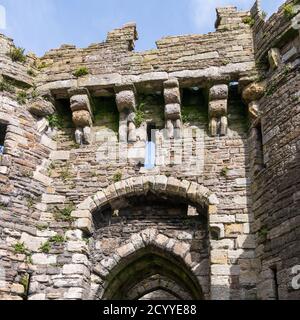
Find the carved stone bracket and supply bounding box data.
[69,88,93,145]
[242,81,266,122]
[115,84,137,143]
[208,84,228,136]
[164,79,182,139]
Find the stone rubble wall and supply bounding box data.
[0,1,299,300]
[0,35,58,300]
[250,0,300,300]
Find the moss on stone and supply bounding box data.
[93,97,119,132]
[181,105,208,124]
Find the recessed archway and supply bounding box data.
[97,242,204,300]
[73,175,218,301]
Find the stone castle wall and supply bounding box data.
[0,0,299,300]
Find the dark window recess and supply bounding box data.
[254,122,265,171]
[147,123,156,142]
[270,266,279,300]
[0,123,7,154]
[182,87,205,107]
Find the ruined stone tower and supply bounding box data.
[0,0,299,300]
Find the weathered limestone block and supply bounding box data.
[74,218,93,234]
[208,84,228,136]
[62,264,89,276]
[268,48,281,70]
[50,151,70,161]
[242,82,266,104]
[173,241,190,259]
[209,84,228,100]
[28,98,56,117]
[115,90,136,112]
[220,116,228,136]
[163,79,182,138]
[70,94,92,114]
[211,250,228,264]
[128,121,137,142]
[72,110,92,127]
[83,126,92,144]
[20,233,47,252]
[32,254,57,265]
[64,288,84,300]
[119,112,128,142]
[165,103,181,120]
[42,194,66,204]
[248,101,260,120]
[164,79,181,104]
[74,130,84,147]
[209,100,227,118]
[116,243,135,258]
[209,117,218,137]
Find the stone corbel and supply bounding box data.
[69,88,93,145]
[268,48,281,70]
[27,90,56,118]
[115,84,137,143]
[242,81,266,122]
[208,84,228,136]
[164,79,182,139]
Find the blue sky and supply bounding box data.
[0,0,284,56]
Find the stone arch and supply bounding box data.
[126,274,192,300]
[92,229,205,300]
[71,175,219,234]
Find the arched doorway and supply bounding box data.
[100,246,203,300]
[72,175,218,300]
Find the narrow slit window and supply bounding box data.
[270,266,279,300]
[0,123,7,155]
[144,123,156,169]
[255,122,264,168]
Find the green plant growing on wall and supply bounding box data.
[49,235,65,244]
[242,16,255,27]
[113,171,122,182]
[8,47,26,63]
[13,242,28,254]
[37,61,48,70]
[26,196,35,209]
[73,67,89,77]
[47,113,63,129]
[266,82,277,96]
[134,101,146,128]
[220,167,230,177]
[283,0,300,20]
[54,205,75,222]
[17,91,27,105]
[20,274,30,294]
[39,241,51,253]
[60,166,72,181]
[27,69,36,77]
[36,224,48,231]
[261,11,267,19]
[0,80,15,93]
[258,227,269,240]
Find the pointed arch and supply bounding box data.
[93,230,205,300]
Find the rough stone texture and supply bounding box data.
[0,0,299,301]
